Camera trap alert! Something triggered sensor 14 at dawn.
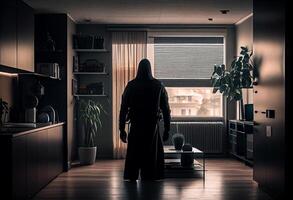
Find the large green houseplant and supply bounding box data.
[211,46,254,119]
[78,99,105,165]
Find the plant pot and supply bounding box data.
[78,146,97,165]
[172,133,185,150]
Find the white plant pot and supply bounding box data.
[78,146,97,165]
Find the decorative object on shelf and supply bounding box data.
[181,143,194,168]
[79,59,105,72]
[78,99,106,165]
[72,78,78,95]
[73,55,79,72]
[36,63,60,79]
[24,95,38,123]
[34,81,45,98]
[244,104,254,121]
[37,112,50,123]
[73,34,93,49]
[39,105,56,123]
[211,46,254,120]
[86,82,104,95]
[45,32,56,52]
[78,85,88,94]
[0,98,9,127]
[94,35,104,49]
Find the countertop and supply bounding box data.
[0,122,65,138]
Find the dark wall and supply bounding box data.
[253,0,286,198]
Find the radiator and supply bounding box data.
[162,121,224,154]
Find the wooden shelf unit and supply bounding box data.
[229,120,254,166]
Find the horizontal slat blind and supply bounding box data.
[154,37,224,79]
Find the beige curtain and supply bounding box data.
[112,31,147,159]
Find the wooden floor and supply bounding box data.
[33,158,272,200]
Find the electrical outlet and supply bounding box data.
[266,126,272,137]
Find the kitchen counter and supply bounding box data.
[0,122,65,199]
[0,122,65,137]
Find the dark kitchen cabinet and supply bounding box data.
[0,123,64,199]
[12,135,27,200]
[47,126,63,181]
[27,131,41,198]
[17,0,34,72]
[0,0,34,72]
[0,0,17,68]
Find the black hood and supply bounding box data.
[135,59,153,81]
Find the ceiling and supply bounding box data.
[24,0,252,24]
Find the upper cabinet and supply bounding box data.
[0,0,34,72]
[17,0,34,72]
[0,0,17,68]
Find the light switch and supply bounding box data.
[266,126,272,137]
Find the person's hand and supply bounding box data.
[163,130,169,142]
[120,130,127,143]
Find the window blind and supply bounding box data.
[154,37,224,79]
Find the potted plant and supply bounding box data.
[0,98,9,127]
[78,99,105,165]
[171,124,185,150]
[211,46,254,120]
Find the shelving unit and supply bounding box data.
[72,33,111,98]
[73,49,109,53]
[73,72,108,75]
[229,120,254,166]
[73,94,107,97]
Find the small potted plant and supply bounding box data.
[171,124,185,150]
[0,98,9,127]
[78,99,105,165]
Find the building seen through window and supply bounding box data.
[166,87,222,117]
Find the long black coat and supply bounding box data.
[119,78,171,180]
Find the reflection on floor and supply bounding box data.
[33,158,272,200]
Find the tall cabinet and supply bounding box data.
[34,14,77,168]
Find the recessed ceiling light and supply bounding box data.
[208,18,213,21]
[220,9,230,14]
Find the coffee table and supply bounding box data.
[163,145,205,179]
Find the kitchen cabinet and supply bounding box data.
[0,123,64,199]
[0,0,34,72]
[17,0,34,72]
[0,0,17,68]
[12,135,27,200]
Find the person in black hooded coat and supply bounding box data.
[119,58,171,181]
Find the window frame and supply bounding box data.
[147,30,226,121]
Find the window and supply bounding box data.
[166,87,223,117]
[154,37,224,79]
[150,35,224,118]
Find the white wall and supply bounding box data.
[236,15,253,119]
